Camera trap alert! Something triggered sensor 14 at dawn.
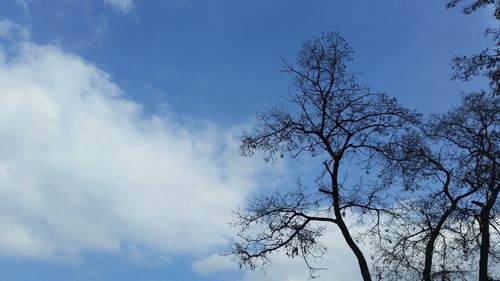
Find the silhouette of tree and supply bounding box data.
[228,31,417,281]
[447,2,500,280]
[438,93,499,281]
[373,92,499,281]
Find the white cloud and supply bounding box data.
[0,19,30,41]
[103,0,134,14]
[0,41,264,260]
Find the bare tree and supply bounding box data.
[432,92,499,281]
[373,136,474,281]
[445,2,500,280]
[374,92,499,281]
[228,31,417,281]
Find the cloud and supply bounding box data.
[103,0,134,14]
[0,40,264,260]
[0,19,30,41]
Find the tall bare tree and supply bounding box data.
[229,31,417,281]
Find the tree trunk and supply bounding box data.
[331,158,372,281]
[478,186,498,281]
[422,207,456,281]
[337,218,372,281]
[478,208,490,281]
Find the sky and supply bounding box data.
[0,1,495,281]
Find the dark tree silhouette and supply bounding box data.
[374,92,499,281]
[435,92,499,281]
[447,2,500,280]
[229,31,417,281]
[374,135,476,281]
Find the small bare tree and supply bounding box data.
[229,31,416,281]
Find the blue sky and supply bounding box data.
[0,1,495,281]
